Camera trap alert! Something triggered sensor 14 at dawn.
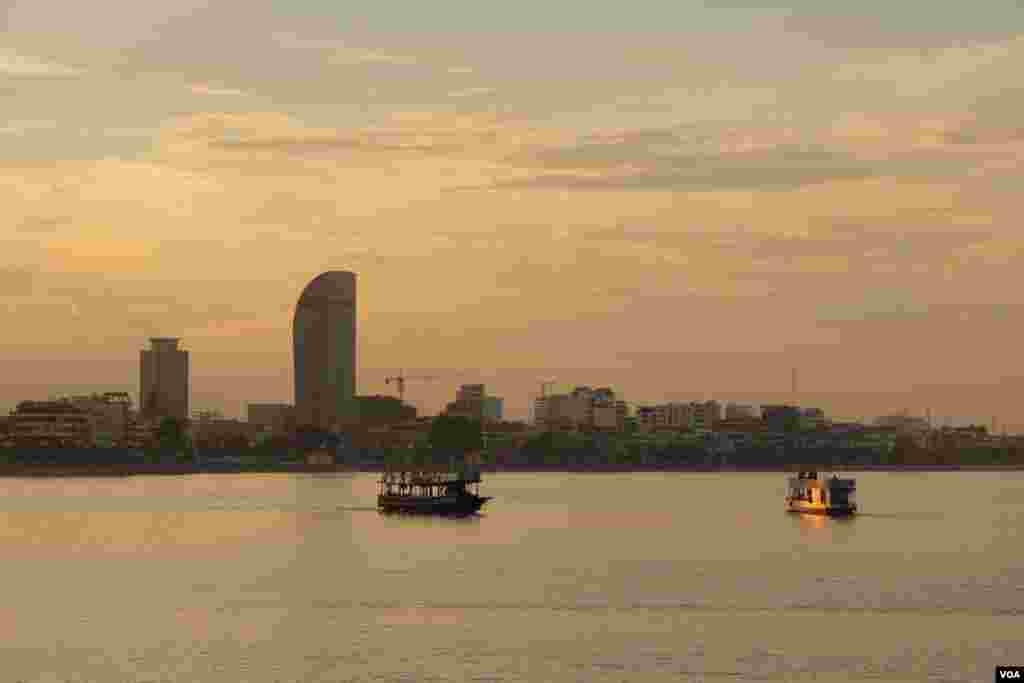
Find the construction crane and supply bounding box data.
[385,371,438,403]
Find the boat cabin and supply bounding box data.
[377,463,482,499]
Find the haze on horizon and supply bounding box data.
[2,1,1023,427]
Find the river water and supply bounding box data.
[0,472,1020,682]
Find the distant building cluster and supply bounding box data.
[533,386,628,432]
[2,335,194,449]
[635,400,723,433]
[3,267,1018,463]
[4,392,150,448]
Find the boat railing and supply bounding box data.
[381,463,481,484]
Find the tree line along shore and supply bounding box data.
[3,414,1023,474]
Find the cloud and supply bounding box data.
[0,267,35,297]
[745,224,994,263]
[0,51,81,77]
[446,101,1021,193]
[938,110,1024,147]
[161,110,568,160]
[329,49,418,67]
[496,139,880,192]
[832,36,1021,86]
[45,238,157,274]
[447,87,495,98]
[189,83,247,97]
[780,13,1017,50]
[270,33,342,51]
[815,297,1024,327]
[583,221,993,262]
[815,288,931,323]
[0,120,57,135]
[822,35,1024,106]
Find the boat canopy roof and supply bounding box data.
[787,472,856,489]
[381,463,482,484]
[384,463,459,473]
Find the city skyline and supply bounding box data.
[3,2,1023,428]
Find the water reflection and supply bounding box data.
[0,510,303,558]
[0,474,314,559]
[376,608,464,626]
[0,473,301,501]
[0,471,1020,683]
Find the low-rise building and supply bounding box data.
[355,395,416,426]
[716,417,766,433]
[535,387,627,432]
[762,405,802,432]
[800,407,826,430]
[657,403,693,430]
[444,385,504,424]
[593,404,619,431]
[690,400,721,432]
[636,401,722,432]
[247,403,295,434]
[9,400,95,447]
[123,416,156,448]
[875,414,930,447]
[193,416,262,448]
[634,403,688,432]
[635,406,657,431]
[69,392,133,446]
[8,392,141,447]
[724,403,758,420]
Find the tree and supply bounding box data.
[891,434,919,465]
[428,415,483,458]
[521,431,555,466]
[157,417,188,453]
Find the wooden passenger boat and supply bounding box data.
[377,463,491,516]
[785,469,857,516]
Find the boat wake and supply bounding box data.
[854,512,945,521]
[279,600,1024,617]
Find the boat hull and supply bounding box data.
[786,502,857,517]
[378,493,491,516]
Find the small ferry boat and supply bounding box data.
[377,463,491,516]
[786,469,857,516]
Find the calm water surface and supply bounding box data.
[0,472,1021,682]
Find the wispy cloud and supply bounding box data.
[329,49,418,67]
[447,86,495,98]
[270,32,477,74]
[272,32,417,65]
[495,139,881,192]
[833,35,1022,86]
[189,83,247,97]
[0,120,57,135]
[162,110,567,159]
[0,52,81,77]
[0,267,36,297]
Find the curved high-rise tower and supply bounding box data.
[293,271,357,430]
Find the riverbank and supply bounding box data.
[0,463,1021,477]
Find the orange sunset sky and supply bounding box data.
[2,2,1023,427]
